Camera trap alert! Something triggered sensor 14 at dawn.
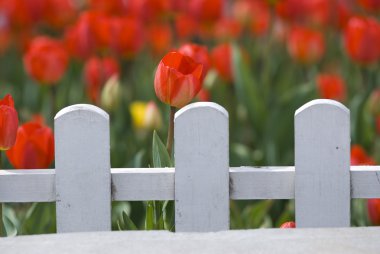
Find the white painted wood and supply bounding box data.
[0,170,55,202]
[111,168,174,201]
[2,228,380,254]
[295,99,350,228]
[174,102,229,232]
[351,166,380,198]
[230,167,294,199]
[1,166,380,203]
[55,104,111,233]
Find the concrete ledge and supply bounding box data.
[1,227,380,254]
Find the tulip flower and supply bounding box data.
[146,23,173,56]
[129,101,162,130]
[211,43,233,82]
[23,36,68,85]
[368,199,380,226]
[357,0,380,13]
[0,94,18,151]
[367,90,380,116]
[178,43,211,81]
[100,75,121,111]
[188,0,224,23]
[344,16,380,65]
[84,56,120,104]
[350,145,375,165]
[287,26,325,64]
[280,221,296,228]
[154,51,203,108]
[6,118,54,169]
[232,0,270,36]
[174,14,198,41]
[316,74,346,101]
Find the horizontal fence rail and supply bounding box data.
[1,100,380,233]
[1,167,380,203]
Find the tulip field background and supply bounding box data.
[1,0,380,235]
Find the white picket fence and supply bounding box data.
[0,99,380,233]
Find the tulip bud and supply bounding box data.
[101,75,121,112]
[6,117,54,169]
[154,51,203,108]
[0,94,19,150]
[351,145,375,165]
[368,199,380,226]
[287,26,325,64]
[23,36,68,85]
[367,89,380,116]
[130,101,162,130]
[344,16,380,65]
[316,74,346,102]
[280,221,296,228]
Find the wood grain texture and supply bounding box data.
[295,99,350,228]
[351,166,380,198]
[0,169,55,202]
[2,167,380,203]
[174,102,230,232]
[111,168,174,201]
[55,104,111,233]
[230,167,295,199]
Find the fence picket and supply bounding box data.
[295,99,350,227]
[55,104,111,233]
[174,102,229,232]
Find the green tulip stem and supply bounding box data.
[166,107,176,158]
[50,85,58,118]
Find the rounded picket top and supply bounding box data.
[295,98,350,228]
[175,102,228,122]
[54,104,111,233]
[295,99,349,117]
[174,101,229,232]
[55,104,109,122]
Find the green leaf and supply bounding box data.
[145,201,155,230]
[122,211,138,230]
[152,131,172,168]
[232,43,266,134]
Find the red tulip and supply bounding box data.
[280,221,296,228]
[188,0,224,23]
[344,16,380,64]
[146,23,173,56]
[214,18,243,40]
[368,199,380,225]
[275,0,331,27]
[351,145,375,165]
[232,0,270,36]
[64,11,106,59]
[316,74,346,101]
[83,56,120,104]
[42,0,77,29]
[0,94,18,151]
[211,43,233,82]
[178,43,211,81]
[357,0,380,12]
[287,26,325,64]
[104,17,143,57]
[23,36,68,85]
[175,14,198,41]
[197,88,211,101]
[6,118,54,169]
[154,51,203,108]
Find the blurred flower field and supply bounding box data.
[0,0,380,235]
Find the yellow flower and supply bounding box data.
[130,101,162,130]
